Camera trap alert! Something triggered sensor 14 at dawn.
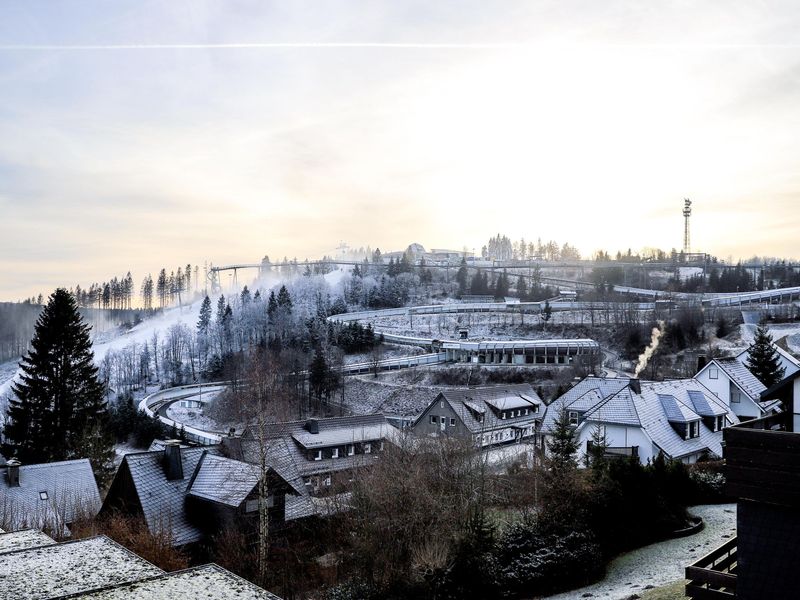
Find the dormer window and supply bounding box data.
[524,408,529,415]
[332,447,339,459]
[687,421,700,439]
[364,443,372,454]
[501,412,507,420]
[568,411,579,426]
[347,445,355,456]
[314,450,322,461]
[716,415,725,431]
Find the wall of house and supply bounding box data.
[576,424,655,465]
[793,379,800,433]
[695,367,762,419]
[412,396,473,439]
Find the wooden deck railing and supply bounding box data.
[685,537,737,599]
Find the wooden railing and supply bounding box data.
[685,536,737,599]
[724,412,800,508]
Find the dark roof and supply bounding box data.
[120,446,220,546]
[187,454,261,508]
[762,367,800,400]
[427,384,543,435]
[0,458,101,534]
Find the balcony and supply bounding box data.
[724,412,800,508]
[685,536,737,599]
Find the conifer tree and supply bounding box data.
[456,258,469,294]
[3,289,112,476]
[546,406,579,473]
[745,324,786,387]
[197,295,212,335]
[516,275,528,300]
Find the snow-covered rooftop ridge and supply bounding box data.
[0,535,164,599]
[60,563,283,599]
[0,529,56,555]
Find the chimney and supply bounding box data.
[6,458,20,487]
[163,440,183,480]
[305,419,320,434]
[629,379,641,395]
[697,355,708,372]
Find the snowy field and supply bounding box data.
[544,504,737,600]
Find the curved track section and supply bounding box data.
[139,383,227,445]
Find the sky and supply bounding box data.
[1,0,800,300]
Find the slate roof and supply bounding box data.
[430,384,543,435]
[712,357,767,400]
[0,535,164,600]
[541,377,631,433]
[0,529,56,555]
[0,458,101,535]
[547,377,738,460]
[582,387,641,426]
[187,454,261,508]
[62,564,283,599]
[120,446,220,546]
[636,380,737,459]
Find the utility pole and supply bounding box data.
[683,198,692,254]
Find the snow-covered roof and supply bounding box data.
[428,384,543,434]
[0,535,164,599]
[736,341,800,374]
[0,529,55,555]
[583,388,641,427]
[658,394,700,423]
[0,458,101,534]
[187,454,261,508]
[687,390,728,417]
[541,377,630,433]
[64,564,282,599]
[712,357,767,400]
[113,446,220,546]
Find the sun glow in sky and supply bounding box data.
[1,1,800,299]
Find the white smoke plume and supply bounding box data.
[634,320,665,378]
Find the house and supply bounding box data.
[735,340,800,379]
[542,376,738,465]
[0,458,101,536]
[0,529,281,599]
[101,440,301,547]
[229,413,393,500]
[695,357,767,420]
[685,370,800,599]
[411,384,543,448]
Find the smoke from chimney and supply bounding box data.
[634,321,665,378]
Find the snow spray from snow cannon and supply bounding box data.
[634,320,665,378]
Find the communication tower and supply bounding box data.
[682,198,692,254]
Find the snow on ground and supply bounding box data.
[544,504,737,600]
[343,344,425,365]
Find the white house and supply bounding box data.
[735,342,800,379]
[541,376,739,465]
[695,357,767,420]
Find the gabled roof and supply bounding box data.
[687,390,727,417]
[658,394,700,423]
[583,387,641,426]
[430,384,543,434]
[61,563,283,599]
[541,377,630,433]
[120,446,219,546]
[0,535,164,599]
[712,357,767,400]
[0,458,101,534]
[636,380,736,460]
[187,454,261,508]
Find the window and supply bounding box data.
[717,415,725,431]
[332,447,339,459]
[323,475,332,487]
[39,491,48,501]
[450,417,456,427]
[314,450,322,461]
[516,409,522,417]
[501,412,507,420]
[430,415,438,424]
[709,367,719,380]
[364,443,372,454]
[524,408,529,415]
[379,441,384,451]
[688,421,700,439]
[440,400,445,408]
[568,411,579,426]
[731,387,742,403]
[347,445,355,456]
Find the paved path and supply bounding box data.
[543,504,737,600]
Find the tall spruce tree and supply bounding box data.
[745,324,786,387]
[3,289,111,475]
[197,295,212,335]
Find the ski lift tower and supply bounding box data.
[682,198,692,254]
